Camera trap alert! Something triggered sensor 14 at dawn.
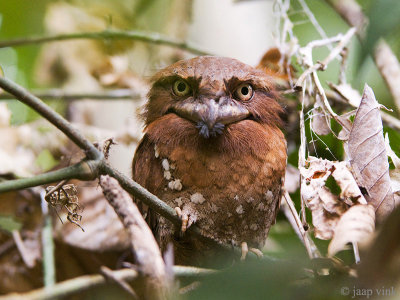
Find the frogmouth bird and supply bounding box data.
[132,56,287,266]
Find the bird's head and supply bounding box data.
[142,56,284,144]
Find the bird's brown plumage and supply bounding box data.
[132,56,287,266]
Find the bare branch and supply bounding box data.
[0,89,143,101]
[99,175,168,299]
[0,29,210,56]
[295,27,356,89]
[0,160,99,193]
[374,41,400,112]
[0,266,214,300]
[297,0,333,50]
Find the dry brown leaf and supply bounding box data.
[302,181,340,239]
[311,102,331,136]
[328,204,375,257]
[331,161,367,205]
[300,157,367,239]
[347,84,394,222]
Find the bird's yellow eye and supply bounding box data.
[235,83,253,101]
[173,80,191,96]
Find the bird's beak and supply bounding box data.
[172,98,250,138]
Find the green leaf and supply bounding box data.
[0,215,22,232]
[35,149,58,172]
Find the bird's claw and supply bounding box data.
[174,207,196,233]
[240,242,263,261]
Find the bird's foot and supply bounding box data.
[174,206,198,233]
[240,242,263,261]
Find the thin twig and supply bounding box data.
[0,89,143,101]
[40,189,56,287]
[339,48,349,85]
[0,29,210,56]
[295,27,356,89]
[325,0,400,113]
[297,0,333,50]
[283,191,321,259]
[100,266,138,299]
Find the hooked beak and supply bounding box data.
[171,98,250,138]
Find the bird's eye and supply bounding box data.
[172,80,191,97]
[234,83,253,101]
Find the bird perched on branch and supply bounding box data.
[132,56,287,266]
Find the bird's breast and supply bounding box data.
[154,141,286,247]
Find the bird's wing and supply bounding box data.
[132,134,165,234]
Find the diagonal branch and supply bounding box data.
[0,29,210,56]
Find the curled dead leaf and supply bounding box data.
[301,157,367,239]
[311,102,331,136]
[347,84,394,222]
[328,204,375,257]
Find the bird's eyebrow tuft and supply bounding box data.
[224,76,271,92]
[152,75,201,89]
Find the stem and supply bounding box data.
[0,76,102,160]
[0,89,143,101]
[0,29,210,56]
[41,190,56,287]
[0,266,214,300]
[0,160,98,193]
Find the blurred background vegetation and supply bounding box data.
[0,0,400,299]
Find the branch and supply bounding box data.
[99,175,168,300]
[0,89,143,101]
[325,0,400,113]
[0,266,214,300]
[0,76,102,160]
[0,29,210,56]
[295,27,356,89]
[0,160,99,193]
